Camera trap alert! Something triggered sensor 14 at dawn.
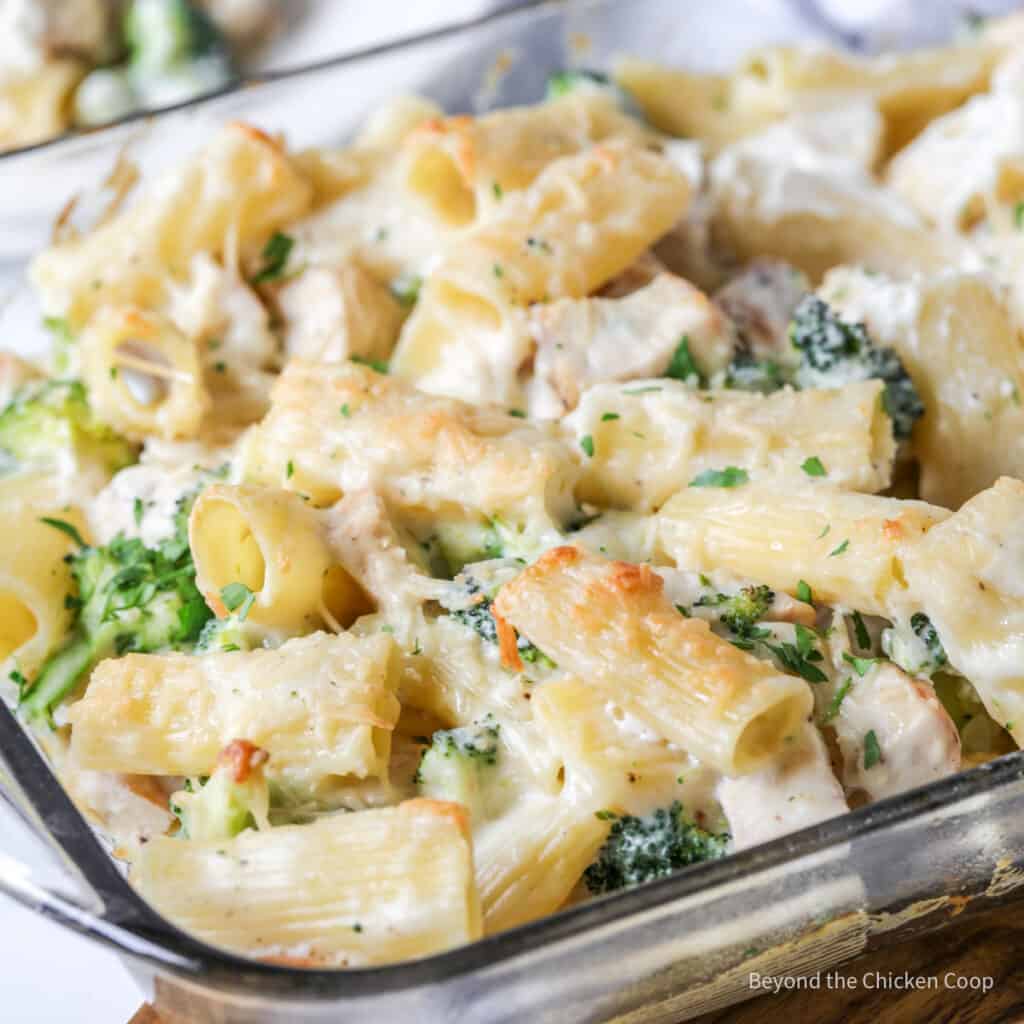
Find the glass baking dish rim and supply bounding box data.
[0,0,559,164]
[9,745,1022,997]
[2,0,1019,997]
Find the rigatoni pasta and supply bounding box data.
[68,632,400,790]
[493,546,813,775]
[658,484,947,619]
[133,799,480,965]
[390,139,690,405]
[238,360,579,537]
[9,11,1024,973]
[0,502,83,681]
[567,378,894,511]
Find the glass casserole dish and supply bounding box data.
[3,1,1024,1021]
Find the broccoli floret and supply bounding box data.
[414,715,500,820]
[125,0,228,72]
[20,489,212,723]
[790,295,924,440]
[0,379,137,478]
[584,802,730,894]
[171,740,269,841]
[883,612,948,679]
[697,584,774,640]
[545,69,641,117]
[194,614,261,653]
[449,577,553,667]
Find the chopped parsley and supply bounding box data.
[601,411,620,422]
[689,466,749,489]
[133,498,144,527]
[220,583,255,622]
[796,580,813,604]
[863,729,882,770]
[286,460,295,479]
[39,516,87,548]
[851,610,871,650]
[764,625,828,683]
[665,335,703,385]
[842,652,876,677]
[823,678,853,722]
[828,539,850,557]
[250,232,294,285]
[580,434,595,457]
[350,356,389,375]
[801,456,827,477]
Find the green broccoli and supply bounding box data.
[545,69,641,117]
[449,575,554,667]
[20,489,212,724]
[125,0,229,73]
[0,379,137,478]
[414,715,501,820]
[790,295,924,440]
[583,802,730,894]
[696,584,774,642]
[170,740,269,841]
[883,612,948,679]
[194,613,261,653]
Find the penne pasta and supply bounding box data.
[821,267,1024,509]
[0,502,83,683]
[903,478,1024,746]
[238,360,579,540]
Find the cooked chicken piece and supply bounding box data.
[525,273,735,418]
[279,263,404,366]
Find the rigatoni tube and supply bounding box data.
[658,484,948,619]
[0,502,82,678]
[493,546,813,775]
[566,378,894,511]
[189,482,368,632]
[133,799,481,966]
[68,632,400,791]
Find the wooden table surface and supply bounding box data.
[128,900,1024,1024]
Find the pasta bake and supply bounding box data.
[6,10,1024,969]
